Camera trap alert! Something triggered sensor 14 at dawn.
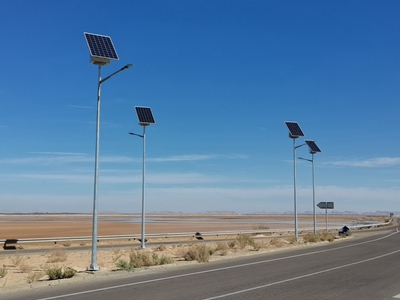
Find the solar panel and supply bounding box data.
[285,121,304,138]
[84,32,119,65]
[135,107,155,126]
[305,140,321,154]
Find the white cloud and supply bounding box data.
[324,157,400,168]
[0,153,246,165]
[69,105,93,109]
[149,154,247,162]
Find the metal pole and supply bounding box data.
[293,139,298,241]
[312,153,316,234]
[141,126,146,249]
[90,65,101,271]
[325,205,328,232]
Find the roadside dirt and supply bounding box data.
[0,214,390,294]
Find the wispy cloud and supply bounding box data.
[69,105,93,109]
[0,155,133,165]
[149,154,247,162]
[0,153,246,165]
[324,157,400,168]
[28,151,87,156]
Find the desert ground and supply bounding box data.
[0,214,390,293]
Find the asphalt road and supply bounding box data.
[4,229,400,300]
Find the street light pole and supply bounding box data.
[89,63,132,271]
[293,142,306,240]
[298,155,316,234]
[284,122,305,242]
[130,106,155,250]
[90,65,102,271]
[129,127,147,249]
[141,126,146,249]
[299,140,321,235]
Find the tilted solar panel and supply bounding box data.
[84,32,119,61]
[135,107,155,126]
[285,121,304,138]
[305,140,321,153]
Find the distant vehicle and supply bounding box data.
[338,226,350,235]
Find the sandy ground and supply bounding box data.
[0,214,390,293]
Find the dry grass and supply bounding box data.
[215,242,229,253]
[111,248,123,263]
[47,250,68,263]
[184,244,211,263]
[19,263,33,273]
[303,232,337,243]
[286,234,297,244]
[63,240,72,247]
[270,237,284,247]
[303,233,319,243]
[26,271,44,283]
[228,240,236,248]
[251,223,270,231]
[10,253,24,267]
[319,231,336,242]
[236,234,254,249]
[157,244,167,251]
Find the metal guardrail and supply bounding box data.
[0,220,392,248]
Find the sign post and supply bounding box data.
[317,202,334,231]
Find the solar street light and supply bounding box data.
[130,106,156,249]
[84,32,132,271]
[298,140,322,234]
[284,121,305,241]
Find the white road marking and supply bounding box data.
[35,232,398,300]
[393,293,400,298]
[201,249,400,299]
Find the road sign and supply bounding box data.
[317,202,334,209]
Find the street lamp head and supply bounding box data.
[122,63,133,70]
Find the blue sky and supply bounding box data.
[1,1,400,214]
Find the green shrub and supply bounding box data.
[116,259,133,271]
[44,265,76,280]
[63,267,76,278]
[0,267,7,278]
[45,266,62,280]
[127,250,173,269]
